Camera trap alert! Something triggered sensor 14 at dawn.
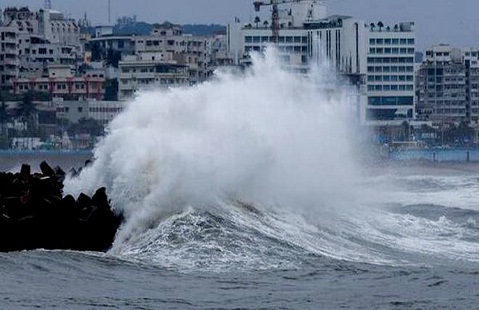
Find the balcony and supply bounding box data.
[3,58,18,66]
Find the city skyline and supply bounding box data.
[1,0,476,50]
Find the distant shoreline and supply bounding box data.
[0,150,93,172]
[0,150,93,157]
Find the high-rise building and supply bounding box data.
[364,22,416,125]
[0,26,19,92]
[228,1,416,129]
[416,44,479,125]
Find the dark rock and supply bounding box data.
[40,161,55,177]
[0,162,123,252]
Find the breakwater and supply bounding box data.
[0,161,122,252]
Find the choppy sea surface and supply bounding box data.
[3,53,479,309]
[1,158,479,309]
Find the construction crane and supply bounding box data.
[253,0,316,44]
[44,0,52,10]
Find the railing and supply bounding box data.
[389,147,479,162]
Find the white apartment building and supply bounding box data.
[229,3,367,76]
[133,23,211,84]
[228,1,368,121]
[229,0,329,72]
[56,99,125,125]
[113,23,213,100]
[37,9,80,47]
[0,26,19,91]
[118,52,189,100]
[228,1,416,129]
[1,7,82,93]
[364,22,416,125]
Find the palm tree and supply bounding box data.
[263,20,269,28]
[377,21,384,31]
[0,99,8,138]
[254,16,261,28]
[17,91,37,136]
[370,23,375,31]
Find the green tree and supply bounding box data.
[106,48,122,68]
[377,21,384,31]
[254,16,261,28]
[104,79,119,101]
[0,97,8,137]
[17,91,38,136]
[90,42,104,61]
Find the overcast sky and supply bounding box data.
[2,0,476,50]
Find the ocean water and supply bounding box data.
[2,51,479,309]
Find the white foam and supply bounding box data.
[64,49,361,254]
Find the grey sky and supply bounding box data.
[1,0,476,50]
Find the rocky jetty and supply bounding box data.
[0,162,122,252]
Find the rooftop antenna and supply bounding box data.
[44,0,52,10]
[108,0,111,24]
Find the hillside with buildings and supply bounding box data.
[0,7,231,150]
[0,1,479,150]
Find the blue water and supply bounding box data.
[3,51,479,309]
[2,159,479,309]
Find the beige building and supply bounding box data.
[0,7,82,93]
[55,99,125,125]
[118,53,188,100]
[416,44,479,125]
